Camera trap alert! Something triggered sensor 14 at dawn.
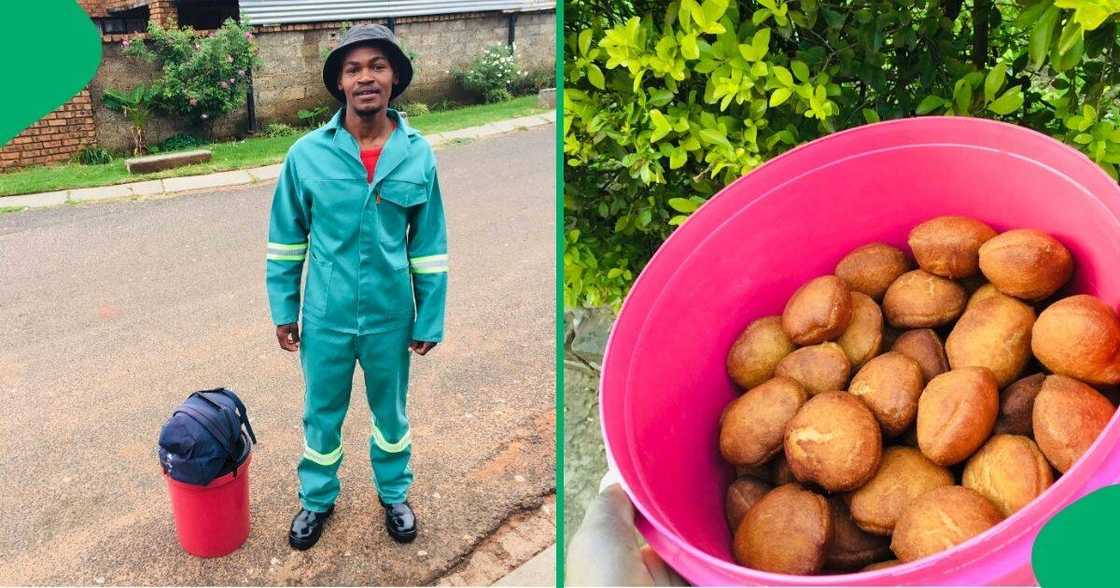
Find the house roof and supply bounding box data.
[239,0,557,26]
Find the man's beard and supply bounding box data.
[350,101,385,117]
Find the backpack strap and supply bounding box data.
[175,404,237,463]
[208,388,257,445]
[191,391,243,447]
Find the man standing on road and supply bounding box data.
[265,24,448,551]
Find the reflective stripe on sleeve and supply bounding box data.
[409,253,448,274]
[267,241,308,261]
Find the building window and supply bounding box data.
[98,6,149,34]
[178,0,241,30]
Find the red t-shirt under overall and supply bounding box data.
[360,147,382,183]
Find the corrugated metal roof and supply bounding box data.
[239,0,556,26]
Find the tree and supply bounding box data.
[564,0,1120,309]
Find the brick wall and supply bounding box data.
[0,91,97,171]
[251,10,557,124]
[79,0,109,18]
[147,0,177,27]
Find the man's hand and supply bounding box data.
[567,481,687,586]
[277,323,300,352]
[410,340,437,356]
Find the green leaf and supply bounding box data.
[985,63,1007,102]
[954,79,973,114]
[578,29,593,56]
[791,60,810,82]
[1074,133,1094,144]
[1017,0,1051,28]
[823,8,846,29]
[699,127,731,148]
[607,268,623,279]
[668,197,700,212]
[862,108,880,123]
[649,109,672,142]
[679,0,696,31]
[1055,37,1085,71]
[916,95,946,115]
[752,28,771,59]
[752,8,772,25]
[649,87,674,106]
[587,64,605,89]
[1083,103,1098,123]
[769,87,792,106]
[637,208,653,227]
[988,86,1024,115]
[1030,6,1061,70]
[772,65,793,87]
[679,32,700,59]
[1058,19,1084,55]
[669,215,689,226]
[701,0,730,25]
[669,148,687,169]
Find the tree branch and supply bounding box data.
[973,0,991,68]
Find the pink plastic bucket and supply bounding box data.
[599,116,1120,585]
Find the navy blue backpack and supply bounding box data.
[159,388,257,485]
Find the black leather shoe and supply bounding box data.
[288,505,334,550]
[380,499,417,543]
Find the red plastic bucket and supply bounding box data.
[600,117,1120,585]
[164,452,252,558]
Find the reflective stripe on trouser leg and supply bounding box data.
[357,325,413,504]
[297,323,358,513]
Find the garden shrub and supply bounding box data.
[76,145,112,165]
[262,122,299,138]
[564,0,1120,309]
[150,133,205,154]
[459,44,519,103]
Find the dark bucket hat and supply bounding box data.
[323,24,413,103]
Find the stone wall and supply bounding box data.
[563,307,615,547]
[1,7,554,170]
[87,43,247,154]
[251,9,556,124]
[0,91,97,171]
[512,11,556,72]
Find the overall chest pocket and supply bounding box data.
[376,177,428,267]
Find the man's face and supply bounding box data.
[338,45,397,116]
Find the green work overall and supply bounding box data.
[265,108,447,512]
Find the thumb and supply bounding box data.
[566,479,652,586]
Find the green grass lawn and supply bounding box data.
[0,96,549,198]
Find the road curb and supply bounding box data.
[1,111,556,211]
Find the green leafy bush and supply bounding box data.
[102,84,159,156]
[298,106,330,127]
[564,0,1120,309]
[458,44,519,103]
[397,101,431,116]
[76,145,112,165]
[262,122,299,138]
[122,18,260,127]
[150,133,205,154]
[511,67,557,95]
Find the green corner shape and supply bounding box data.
[1,2,102,145]
[1032,484,1120,587]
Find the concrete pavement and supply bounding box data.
[0,125,556,585]
[0,111,555,210]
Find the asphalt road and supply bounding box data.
[0,125,556,585]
